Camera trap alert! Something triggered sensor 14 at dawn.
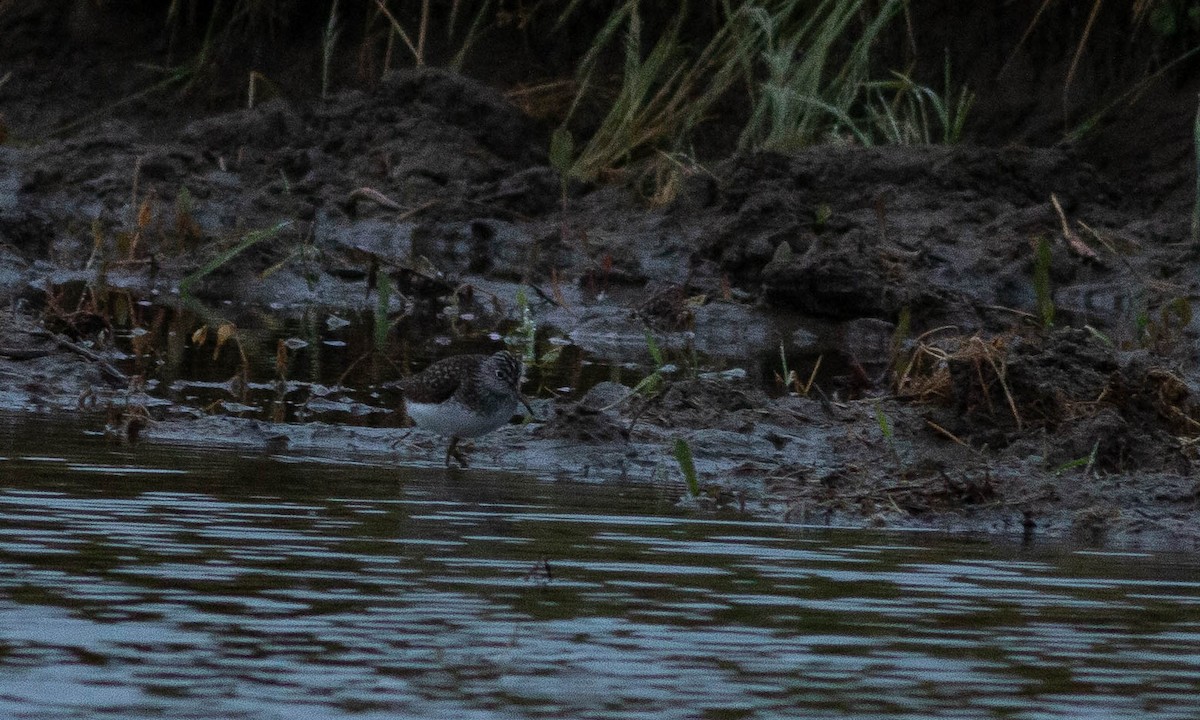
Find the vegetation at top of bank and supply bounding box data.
[5,1,1198,184]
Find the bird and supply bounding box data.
[398,350,533,467]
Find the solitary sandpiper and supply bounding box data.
[399,350,533,467]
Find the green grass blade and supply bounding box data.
[874,403,893,442]
[550,126,575,176]
[374,269,392,352]
[1053,439,1099,475]
[673,437,700,497]
[628,369,663,398]
[179,220,290,294]
[1034,236,1055,328]
[645,329,664,367]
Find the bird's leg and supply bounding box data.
[519,393,536,420]
[445,436,469,468]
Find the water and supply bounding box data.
[2,417,1199,719]
[51,285,802,427]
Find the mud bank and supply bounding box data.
[3,64,1200,550]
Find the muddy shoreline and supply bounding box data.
[3,60,1200,550]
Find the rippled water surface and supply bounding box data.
[2,416,1199,719]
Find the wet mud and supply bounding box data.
[3,61,1200,550]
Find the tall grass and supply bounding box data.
[862,56,975,145]
[321,0,340,100]
[557,0,968,182]
[1008,0,1200,98]
[739,0,904,151]
[560,0,759,181]
[57,1,1200,162]
[1033,236,1055,329]
[161,0,491,89]
[179,220,291,295]
[69,1,979,171]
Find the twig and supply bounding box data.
[1050,193,1098,259]
[913,325,960,343]
[0,347,53,360]
[924,418,970,448]
[974,337,1022,430]
[345,186,404,212]
[334,350,372,389]
[526,282,566,308]
[981,304,1037,320]
[841,483,929,500]
[30,329,128,386]
[801,355,822,396]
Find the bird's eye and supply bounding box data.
[495,369,506,380]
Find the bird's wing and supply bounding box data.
[399,354,482,404]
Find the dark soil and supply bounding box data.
[3,7,1200,551]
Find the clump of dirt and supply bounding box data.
[533,382,633,444]
[948,330,1115,434]
[739,323,1199,546]
[7,67,546,293]
[680,144,1185,339]
[634,378,769,431]
[757,229,953,320]
[927,328,1199,474]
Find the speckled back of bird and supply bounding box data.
[400,350,522,408]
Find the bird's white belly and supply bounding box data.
[406,397,516,438]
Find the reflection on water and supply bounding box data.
[75,288,613,426]
[2,416,1199,719]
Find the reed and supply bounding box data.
[1033,237,1055,330]
[740,0,903,151]
[673,437,700,497]
[561,1,758,181]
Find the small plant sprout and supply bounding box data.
[373,269,392,353]
[550,125,575,237]
[673,437,700,497]
[777,341,821,396]
[179,220,291,295]
[275,338,290,380]
[813,203,833,232]
[800,356,822,396]
[776,340,803,395]
[174,187,200,247]
[191,321,251,404]
[635,329,668,394]
[507,287,538,366]
[1033,236,1055,329]
[550,126,574,193]
[596,331,670,414]
[875,402,894,444]
[874,402,902,465]
[1053,439,1100,477]
[888,305,912,389]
